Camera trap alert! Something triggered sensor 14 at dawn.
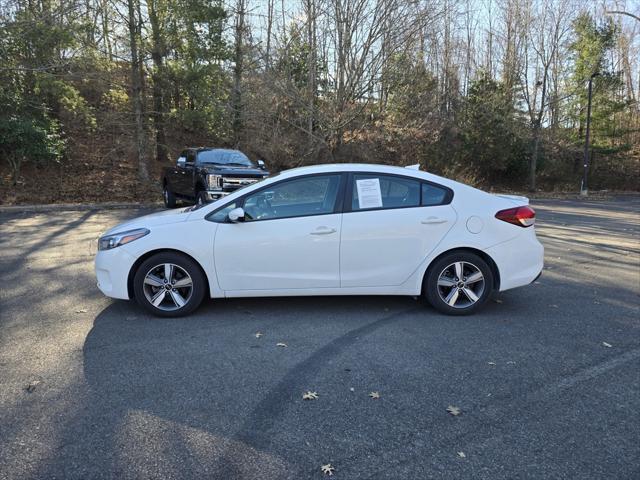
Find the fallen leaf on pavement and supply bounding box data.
[303,391,318,400]
[447,405,461,416]
[255,332,263,338]
[369,391,380,399]
[602,342,612,348]
[457,452,466,458]
[321,464,335,476]
[276,342,287,348]
[25,380,41,393]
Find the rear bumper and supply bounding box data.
[485,229,544,292]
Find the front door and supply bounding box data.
[214,173,344,291]
[175,151,195,197]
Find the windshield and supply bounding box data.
[197,149,252,166]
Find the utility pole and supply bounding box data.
[581,72,599,196]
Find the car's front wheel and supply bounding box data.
[424,251,494,315]
[133,252,206,317]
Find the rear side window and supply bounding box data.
[351,174,421,211]
[421,183,450,206]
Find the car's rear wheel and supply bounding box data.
[133,252,206,317]
[163,185,177,208]
[424,251,493,315]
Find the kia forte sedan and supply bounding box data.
[95,164,543,316]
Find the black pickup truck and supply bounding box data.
[162,148,269,208]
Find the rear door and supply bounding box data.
[340,173,457,287]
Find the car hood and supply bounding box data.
[200,164,267,176]
[102,207,191,236]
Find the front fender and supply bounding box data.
[122,219,222,299]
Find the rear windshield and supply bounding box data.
[197,150,252,166]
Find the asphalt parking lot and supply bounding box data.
[1,197,639,479]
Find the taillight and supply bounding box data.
[495,206,535,227]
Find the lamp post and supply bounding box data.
[581,72,599,196]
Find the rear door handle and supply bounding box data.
[310,227,337,235]
[421,217,448,225]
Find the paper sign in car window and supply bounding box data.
[356,178,383,209]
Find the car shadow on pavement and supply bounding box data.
[25,276,640,479]
[71,297,423,478]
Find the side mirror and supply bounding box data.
[177,156,186,167]
[257,159,266,170]
[227,207,245,223]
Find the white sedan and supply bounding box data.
[95,164,543,316]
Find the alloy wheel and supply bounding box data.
[436,261,485,309]
[142,263,193,311]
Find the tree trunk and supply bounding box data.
[232,0,246,146]
[530,122,540,191]
[265,0,274,69]
[306,0,316,149]
[148,0,168,163]
[127,0,148,181]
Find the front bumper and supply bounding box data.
[204,190,228,201]
[95,246,137,300]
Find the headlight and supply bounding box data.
[208,174,222,189]
[98,228,149,251]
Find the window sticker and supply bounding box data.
[356,178,383,209]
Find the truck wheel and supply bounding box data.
[196,191,209,206]
[163,185,177,208]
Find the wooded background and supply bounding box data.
[0,0,638,204]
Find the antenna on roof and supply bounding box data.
[405,164,421,170]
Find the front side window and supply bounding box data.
[243,174,341,221]
[351,174,420,211]
[208,202,238,222]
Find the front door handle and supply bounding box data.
[310,227,337,235]
[421,217,448,225]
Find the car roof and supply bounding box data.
[183,147,244,153]
[275,163,461,189]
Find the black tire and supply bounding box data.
[196,191,209,206]
[423,251,494,316]
[163,184,177,208]
[133,252,207,317]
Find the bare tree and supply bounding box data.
[148,0,168,163]
[126,0,148,181]
[304,0,317,148]
[232,0,247,145]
